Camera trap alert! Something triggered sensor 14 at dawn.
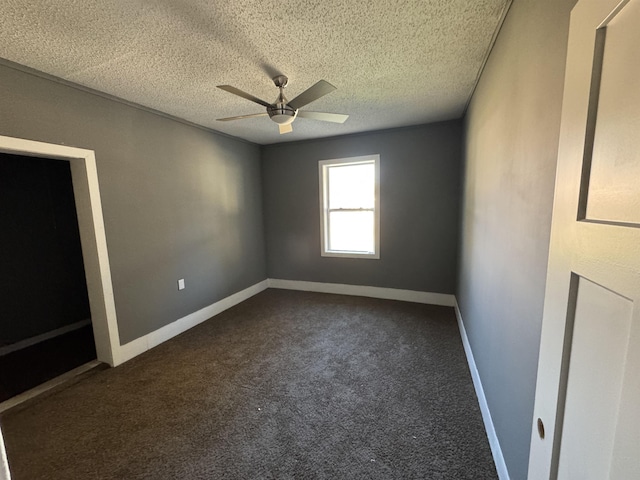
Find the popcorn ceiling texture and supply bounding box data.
[0,0,510,145]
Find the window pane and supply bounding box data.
[328,211,374,253]
[328,163,374,209]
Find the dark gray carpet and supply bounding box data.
[1,289,497,479]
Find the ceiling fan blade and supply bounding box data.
[279,123,293,134]
[217,112,268,122]
[297,111,349,124]
[287,80,337,110]
[217,85,271,108]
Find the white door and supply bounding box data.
[528,0,640,478]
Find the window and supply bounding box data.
[319,155,380,258]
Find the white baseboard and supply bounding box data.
[0,319,91,357]
[267,279,455,307]
[115,279,452,366]
[454,299,510,480]
[116,280,269,365]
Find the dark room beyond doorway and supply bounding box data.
[0,153,96,402]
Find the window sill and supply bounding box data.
[321,251,380,259]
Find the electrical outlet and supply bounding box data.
[178,278,185,290]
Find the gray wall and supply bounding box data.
[458,0,577,478]
[262,121,462,293]
[0,63,267,345]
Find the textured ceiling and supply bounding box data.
[0,0,510,145]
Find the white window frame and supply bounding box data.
[319,154,380,259]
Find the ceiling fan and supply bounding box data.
[216,75,349,134]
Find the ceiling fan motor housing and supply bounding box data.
[268,81,297,125]
[267,104,297,125]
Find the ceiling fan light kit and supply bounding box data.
[217,75,348,134]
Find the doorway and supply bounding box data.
[0,136,120,367]
[0,153,98,402]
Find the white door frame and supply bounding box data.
[0,429,11,480]
[0,135,120,366]
[0,424,9,480]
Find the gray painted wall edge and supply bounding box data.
[457,0,578,478]
[0,62,268,345]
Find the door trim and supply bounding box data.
[0,135,120,366]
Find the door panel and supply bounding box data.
[528,0,640,478]
[557,276,633,479]
[587,0,640,225]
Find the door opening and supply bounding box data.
[0,153,98,402]
[0,136,120,367]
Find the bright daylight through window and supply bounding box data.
[319,155,380,258]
